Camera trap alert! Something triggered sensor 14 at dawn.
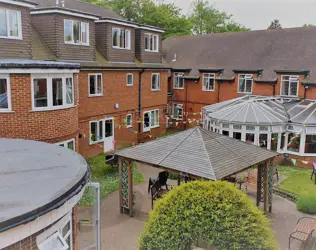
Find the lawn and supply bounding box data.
[80,154,144,205]
[277,166,316,198]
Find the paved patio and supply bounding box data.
[78,163,316,250]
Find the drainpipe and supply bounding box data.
[217,80,220,103]
[272,83,276,96]
[138,69,144,133]
[185,78,188,129]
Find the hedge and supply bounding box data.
[139,181,278,250]
[297,195,316,214]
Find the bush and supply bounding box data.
[297,195,316,214]
[139,181,278,250]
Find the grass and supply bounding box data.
[277,166,316,198]
[80,154,144,205]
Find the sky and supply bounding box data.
[164,0,316,30]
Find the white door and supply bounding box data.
[104,118,114,152]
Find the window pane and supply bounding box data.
[81,22,88,44]
[125,30,130,49]
[151,111,155,126]
[233,132,242,140]
[290,81,298,96]
[144,113,150,128]
[52,78,63,106]
[9,11,19,37]
[64,20,72,42]
[127,74,133,86]
[305,134,316,153]
[73,21,80,43]
[66,78,73,104]
[112,29,118,47]
[105,120,113,137]
[271,133,278,151]
[246,133,255,144]
[34,79,48,107]
[97,75,102,94]
[153,35,158,51]
[238,77,245,92]
[155,110,159,126]
[120,29,125,48]
[287,133,300,152]
[152,74,157,89]
[0,9,7,36]
[62,222,71,237]
[259,134,268,148]
[98,120,103,140]
[0,79,8,109]
[145,34,149,50]
[127,115,132,126]
[150,35,153,50]
[90,122,97,142]
[89,75,96,95]
[67,141,74,150]
[245,79,252,92]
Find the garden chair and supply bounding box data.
[105,154,119,168]
[311,162,316,185]
[289,217,316,249]
[148,171,169,194]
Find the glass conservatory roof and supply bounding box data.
[204,96,316,126]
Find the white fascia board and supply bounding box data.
[0,69,80,73]
[31,9,99,20]
[95,19,138,28]
[1,0,37,8]
[138,26,165,33]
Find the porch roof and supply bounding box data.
[115,127,278,180]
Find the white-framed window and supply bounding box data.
[59,216,73,250]
[32,74,74,111]
[174,72,184,89]
[57,138,75,151]
[90,120,104,144]
[151,73,160,91]
[64,19,89,45]
[89,73,102,96]
[238,74,253,93]
[202,73,215,91]
[127,73,133,86]
[143,109,159,132]
[0,8,22,39]
[173,104,183,120]
[112,27,131,49]
[38,231,69,250]
[126,114,132,128]
[0,75,11,112]
[145,33,159,52]
[281,75,299,97]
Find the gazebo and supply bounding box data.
[115,127,278,216]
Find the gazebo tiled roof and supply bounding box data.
[116,127,278,180]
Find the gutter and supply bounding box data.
[0,162,92,233]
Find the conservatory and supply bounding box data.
[202,96,316,157]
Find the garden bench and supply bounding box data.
[105,154,118,168]
[289,217,316,249]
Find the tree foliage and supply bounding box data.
[303,24,314,27]
[81,0,249,39]
[189,0,249,34]
[139,181,278,250]
[268,19,282,29]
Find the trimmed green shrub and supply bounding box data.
[168,171,180,180]
[297,195,316,214]
[139,181,278,250]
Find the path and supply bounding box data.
[78,163,315,250]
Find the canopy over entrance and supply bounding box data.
[115,127,278,216]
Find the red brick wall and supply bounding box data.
[0,73,79,151]
[78,70,167,158]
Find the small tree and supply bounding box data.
[268,19,282,29]
[139,181,278,250]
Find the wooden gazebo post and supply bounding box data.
[119,157,134,217]
[256,159,274,213]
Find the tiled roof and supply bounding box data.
[33,0,123,19]
[116,127,277,180]
[163,27,316,83]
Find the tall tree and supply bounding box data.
[303,24,314,27]
[268,19,282,29]
[189,0,249,34]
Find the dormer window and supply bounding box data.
[281,75,299,97]
[174,72,184,89]
[145,33,159,52]
[0,8,22,39]
[202,73,215,91]
[64,19,89,45]
[238,74,253,93]
[112,28,131,50]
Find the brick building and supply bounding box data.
[163,28,316,129]
[0,0,168,158]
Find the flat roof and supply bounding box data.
[0,139,90,232]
